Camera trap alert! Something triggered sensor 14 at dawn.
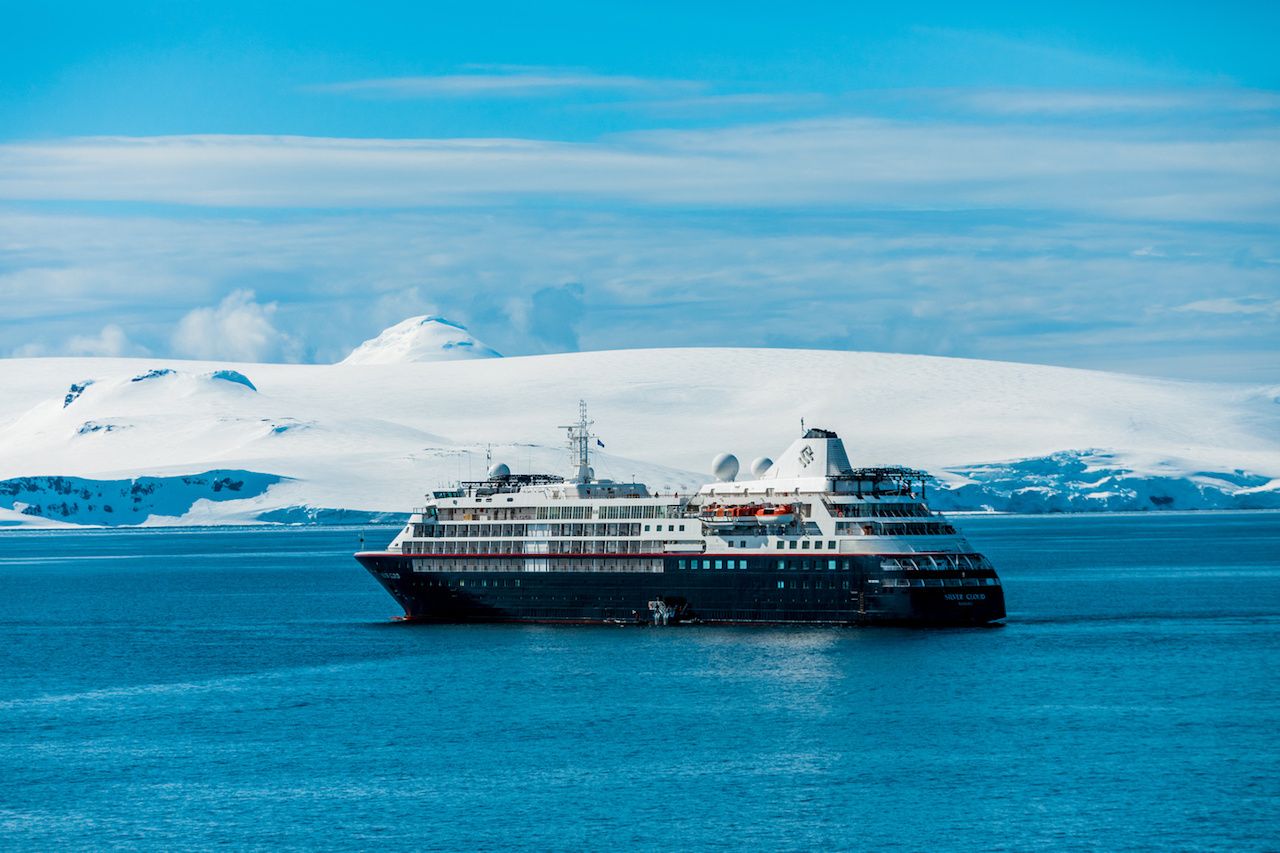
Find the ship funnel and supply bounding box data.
[760,428,854,480]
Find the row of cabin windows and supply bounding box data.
[413,526,942,547]
[825,502,931,518]
[721,539,842,550]
[413,575,995,591]
[413,522,686,538]
[437,507,536,522]
[405,540,665,555]
[411,558,664,573]
[879,577,1001,588]
[834,521,957,536]
[778,539,837,550]
[598,505,677,519]
[776,580,852,590]
[880,555,992,571]
[535,505,681,520]
[678,558,848,571]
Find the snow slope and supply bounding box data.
[340,316,501,364]
[0,346,1277,526]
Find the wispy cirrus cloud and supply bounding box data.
[310,66,701,98]
[1174,296,1280,317]
[585,91,828,117]
[946,88,1280,115]
[1,117,1276,222]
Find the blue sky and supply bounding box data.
[1,1,1278,379]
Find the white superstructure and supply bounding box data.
[386,407,980,574]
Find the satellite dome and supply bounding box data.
[712,453,739,482]
[750,456,773,477]
[487,462,510,479]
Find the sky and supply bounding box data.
[1,1,1278,380]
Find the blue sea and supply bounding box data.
[1,513,1277,851]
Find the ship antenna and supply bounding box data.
[800,417,806,436]
[559,400,595,483]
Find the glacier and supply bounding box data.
[0,334,1276,526]
[0,470,286,527]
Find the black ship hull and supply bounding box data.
[356,552,1005,626]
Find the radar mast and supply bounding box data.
[560,400,595,483]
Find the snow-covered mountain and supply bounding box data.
[340,315,501,364]
[0,344,1277,526]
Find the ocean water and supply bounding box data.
[1,513,1277,851]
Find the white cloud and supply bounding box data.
[311,69,698,98]
[0,196,1276,379]
[0,117,1275,222]
[940,89,1280,116]
[67,323,146,357]
[1174,297,1280,317]
[171,290,300,362]
[9,323,148,357]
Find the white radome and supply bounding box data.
[488,462,511,479]
[750,456,773,477]
[712,453,740,482]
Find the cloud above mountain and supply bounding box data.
[171,290,300,363]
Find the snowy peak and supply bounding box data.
[340,316,501,365]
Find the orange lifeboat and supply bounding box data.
[755,503,795,524]
[702,503,763,525]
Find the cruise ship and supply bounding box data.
[356,405,1006,626]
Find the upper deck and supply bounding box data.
[386,422,975,569]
